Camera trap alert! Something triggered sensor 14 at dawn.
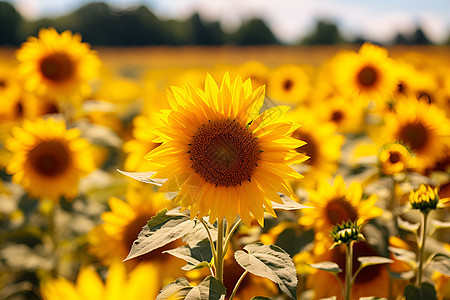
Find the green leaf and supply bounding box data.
[272,194,312,211]
[389,270,415,280]
[431,219,450,230]
[404,282,437,300]
[309,261,342,273]
[124,207,195,261]
[184,276,227,300]
[275,228,314,257]
[163,239,213,271]
[156,277,192,300]
[251,297,272,300]
[388,246,416,265]
[357,256,393,268]
[117,169,166,186]
[234,242,298,299]
[428,253,450,276]
[182,218,217,247]
[397,217,420,234]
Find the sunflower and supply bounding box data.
[87,182,184,283]
[40,260,159,300]
[0,62,22,124]
[267,64,311,106]
[378,142,412,176]
[236,61,269,91]
[307,241,391,299]
[286,108,344,186]
[379,97,450,172]
[335,42,397,104]
[141,72,306,226]
[6,117,95,201]
[16,27,100,103]
[299,176,382,254]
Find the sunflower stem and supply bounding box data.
[229,270,248,300]
[215,219,226,283]
[416,211,429,287]
[344,241,354,300]
[223,219,241,255]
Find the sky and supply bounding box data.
[6,0,450,44]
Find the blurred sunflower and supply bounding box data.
[267,64,310,105]
[236,61,269,90]
[287,109,344,186]
[6,118,95,201]
[87,183,184,283]
[40,260,159,300]
[335,43,397,103]
[16,27,100,103]
[380,97,450,172]
[308,241,391,299]
[0,63,22,124]
[142,72,306,226]
[299,176,382,254]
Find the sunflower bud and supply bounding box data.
[330,219,365,249]
[409,184,439,212]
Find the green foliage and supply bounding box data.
[164,239,213,271]
[357,256,393,268]
[309,261,342,273]
[124,207,195,261]
[234,242,298,299]
[427,253,450,276]
[156,276,226,300]
[404,283,437,300]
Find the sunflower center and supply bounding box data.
[0,79,6,89]
[283,79,294,91]
[40,52,74,82]
[293,131,316,166]
[325,196,358,225]
[331,110,344,124]
[398,121,429,152]
[357,66,378,87]
[189,119,260,187]
[28,140,70,177]
[388,151,401,164]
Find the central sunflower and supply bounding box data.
[144,73,306,226]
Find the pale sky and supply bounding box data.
[6,0,450,43]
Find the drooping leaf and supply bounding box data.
[357,256,393,268]
[427,253,450,276]
[156,277,192,300]
[397,217,420,234]
[182,218,217,246]
[124,207,195,261]
[184,276,227,300]
[309,261,342,273]
[164,239,213,271]
[431,219,450,230]
[272,194,312,211]
[234,243,298,299]
[404,282,437,300]
[388,246,416,265]
[117,169,167,186]
[275,228,314,257]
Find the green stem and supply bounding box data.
[223,219,241,255]
[332,273,345,300]
[216,219,225,283]
[229,270,249,300]
[199,218,218,276]
[344,241,353,300]
[416,211,429,287]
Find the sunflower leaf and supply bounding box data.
[163,239,213,271]
[309,261,342,273]
[397,217,420,234]
[389,270,415,280]
[234,242,297,299]
[117,169,167,186]
[184,276,227,300]
[427,253,450,276]
[156,277,192,300]
[124,207,195,261]
[388,246,416,265]
[357,256,393,268]
[251,297,272,300]
[182,218,217,246]
[272,194,312,211]
[431,219,450,230]
[404,282,437,300]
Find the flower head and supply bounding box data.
[330,219,365,248]
[378,143,411,175]
[409,184,440,212]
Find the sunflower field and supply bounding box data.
[0,27,450,300]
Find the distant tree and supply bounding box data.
[185,13,226,45]
[232,18,278,45]
[393,33,409,45]
[411,27,431,45]
[0,1,22,45]
[300,20,345,45]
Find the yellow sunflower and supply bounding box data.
[235,61,269,91]
[16,27,100,103]
[141,72,306,226]
[6,117,95,201]
[87,182,184,283]
[267,64,311,106]
[307,241,391,300]
[379,97,450,172]
[335,42,397,104]
[0,62,22,124]
[299,175,382,254]
[40,260,159,300]
[287,108,344,186]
